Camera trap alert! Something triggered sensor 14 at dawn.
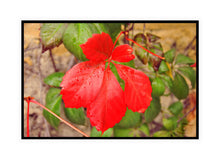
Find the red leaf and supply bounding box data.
[111,44,135,62]
[114,63,152,113]
[87,65,126,133]
[190,62,196,67]
[61,32,153,133]
[80,32,113,63]
[60,61,105,108]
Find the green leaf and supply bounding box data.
[113,60,135,68]
[148,63,155,72]
[110,60,135,91]
[114,124,150,137]
[103,23,122,41]
[175,54,195,65]
[171,72,189,99]
[93,23,108,33]
[63,23,105,61]
[64,107,85,125]
[109,62,125,90]
[158,61,169,73]
[40,23,67,51]
[44,72,64,87]
[139,124,150,136]
[135,49,148,64]
[146,33,160,43]
[168,101,183,116]
[174,118,188,137]
[153,130,171,137]
[134,33,147,45]
[115,109,141,128]
[152,77,165,97]
[45,88,61,104]
[178,66,196,88]
[114,128,134,137]
[144,97,161,123]
[159,74,173,89]
[152,42,163,51]
[163,117,178,131]
[164,49,175,63]
[43,90,62,129]
[90,127,113,137]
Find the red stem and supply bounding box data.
[27,101,30,137]
[125,37,165,60]
[113,31,165,60]
[24,97,89,137]
[113,31,125,48]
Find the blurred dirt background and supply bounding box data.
[23,23,197,137]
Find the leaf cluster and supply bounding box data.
[40,23,196,137]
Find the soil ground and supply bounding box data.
[23,23,197,137]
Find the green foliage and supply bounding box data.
[158,61,169,73]
[64,107,85,125]
[148,63,155,72]
[115,109,141,128]
[144,97,161,123]
[114,124,150,137]
[110,60,135,90]
[44,72,64,87]
[139,124,150,136]
[146,33,160,43]
[168,101,183,116]
[114,128,134,137]
[153,130,171,137]
[113,60,135,68]
[40,23,122,61]
[173,117,188,137]
[39,23,196,137]
[175,54,195,65]
[135,49,148,64]
[90,127,113,137]
[171,72,189,99]
[164,49,175,63]
[62,23,122,61]
[134,33,147,45]
[152,77,165,97]
[92,23,108,33]
[103,23,122,41]
[152,43,163,51]
[159,74,173,89]
[40,23,68,51]
[178,66,196,88]
[63,23,104,61]
[43,88,62,129]
[45,88,61,104]
[163,117,178,131]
